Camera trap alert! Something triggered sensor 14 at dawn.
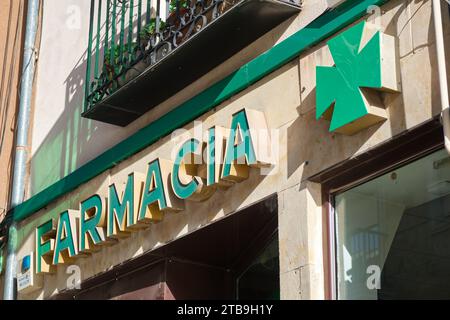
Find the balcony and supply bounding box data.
[82,0,301,126]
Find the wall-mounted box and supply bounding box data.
[17,252,42,294]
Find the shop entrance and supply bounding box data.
[54,195,279,300]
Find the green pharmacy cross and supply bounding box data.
[316,20,399,135]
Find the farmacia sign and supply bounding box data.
[23,20,397,288]
[34,108,273,275]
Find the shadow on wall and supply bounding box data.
[18,15,300,299]
[289,0,449,182]
[385,0,446,137]
[28,1,154,196]
[29,2,151,196]
[28,3,298,197]
[385,0,450,135]
[386,0,450,134]
[29,46,122,196]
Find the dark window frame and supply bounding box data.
[309,116,445,300]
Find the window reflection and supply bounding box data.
[237,234,280,300]
[335,149,450,299]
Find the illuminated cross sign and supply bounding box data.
[34,108,273,274]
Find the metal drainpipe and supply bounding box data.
[3,0,40,300]
[433,0,450,154]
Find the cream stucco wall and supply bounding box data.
[16,0,450,300]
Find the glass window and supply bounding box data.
[335,149,450,299]
[236,234,280,300]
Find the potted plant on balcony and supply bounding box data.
[140,18,167,43]
[206,0,239,20]
[103,45,120,90]
[138,17,171,68]
[166,0,197,46]
[169,0,238,45]
[166,0,190,28]
[103,42,141,88]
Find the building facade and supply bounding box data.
[0,0,28,291]
[1,0,450,300]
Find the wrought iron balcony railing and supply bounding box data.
[83,0,301,126]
